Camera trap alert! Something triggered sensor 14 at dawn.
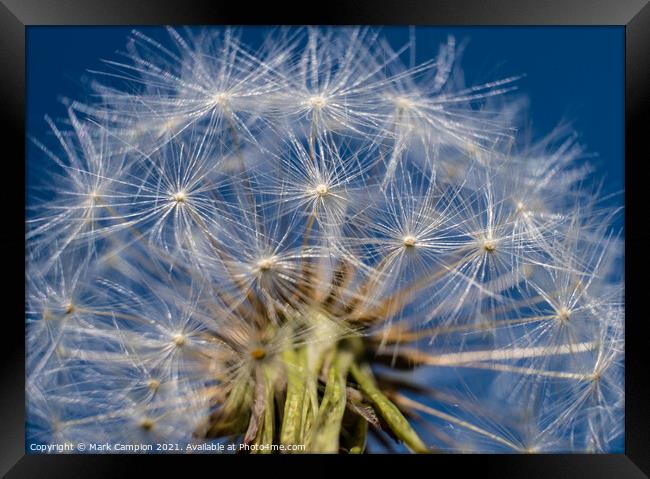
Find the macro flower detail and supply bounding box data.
[26,26,623,454]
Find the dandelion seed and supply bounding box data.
[256,256,276,272]
[402,235,417,247]
[314,183,329,197]
[307,95,327,110]
[171,191,187,203]
[482,239,497,253]
[210,91,231,107]
[250,348,267,360]
[557,307,571,322]
[140,418,155,431]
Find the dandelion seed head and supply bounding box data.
[26,26,624,455]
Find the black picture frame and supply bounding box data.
[2,0,648,476]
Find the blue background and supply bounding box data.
[26,26,625,214]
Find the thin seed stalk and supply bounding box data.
[207,373,252,437]
[249,367,276,454]
[349,362,429,453]
[301,345,321,439]
[309,349,354,452]
[345,412,368,454]
[280,347,308,446]
[254,380,275,453]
